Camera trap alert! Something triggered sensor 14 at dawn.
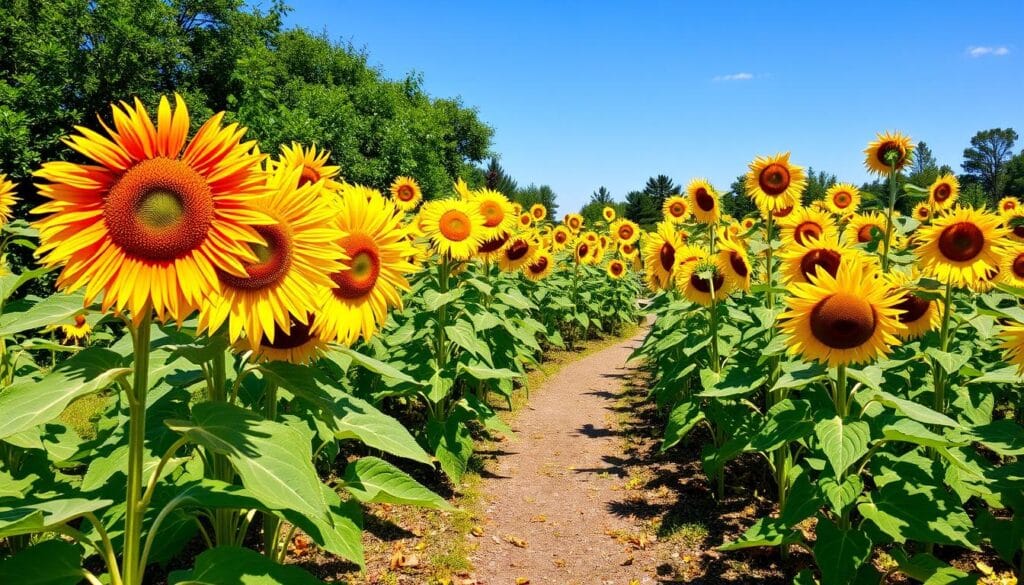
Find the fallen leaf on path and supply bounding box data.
[504,534,528,548]
[515,578,530,585]
[470,525,484,537]
[553,559,566,568]
[529,514,547,523]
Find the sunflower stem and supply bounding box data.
[765,213,775,310]
[929,280,955,458]
[262,378,282,560]
[834,363,851,529]
[207,343,238,547]
[881,167,898,272]
[435,257,451,417]
[123,309,152,585]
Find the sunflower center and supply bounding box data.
[74,314,87,326]
[505,239,530,261]
[1012,254,1024,279]
[611,262,624,275]
[895,292,930,324]
[439,210,472,241]
[759,163,791,196]
[773,205,794,218]
[105,157,214,261]
[218,223,294,291]
[396,184,416,201]
[577,243,590,258]
[1005,201,1017,211]
[917,207,930,219]
[618,225,634,240]
[695,188,715,212]
[1014,225,1024,239]
[690,271,724,294]
[729,252,749,278]
[809,292,877,350]
[933,184,952,203]
[857,224,881,243]
[480,201,504,227]
[265,315,316,350]
[670,203,685,216]
[937,222,984,262]
[331,233,381,300]
[479,232,509,254]
[533,208,544,219]
[877,142,905,167]
[569,217,580,229]
[529,256,549,273]
[554,231,567,244]
[834,192,851,208]
[298,166,320,187]
[659,243,676,271]
[799,249,842,281]
[794,222,823,245]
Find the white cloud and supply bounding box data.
[968,46,1010,58]
[713,72,754,82]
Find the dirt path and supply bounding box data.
[469,326,657,585]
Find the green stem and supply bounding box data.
[765,214,775,310]
[262,379,281,560]
[835,364,851,529]
[433,258,451,419]
[123,309,152,585]
[881,168,898,272]
[929,280,955,460]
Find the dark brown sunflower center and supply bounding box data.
[695,188,715,212]
[265,314,316,350]
[396,184,416,201]
[219,223,294,291]
[479,232,509,254]
[105,157,214,261]
[505,239,530,261]
[773,205,794,218]
[730,252,749,278]
[577,243,589,259]
[794,222,823,245]
[895,292,930,324]
[799,249,842,281]
[439,210,471,241]
[809,292,877,350]
[554,231,568,244]
[74,314,87,326]
[917,207,930,219]
[938,222,984,262]
[1004,201,1017,211]
[877,142,906,167]
[933,183,952,203]
[533,207,545,219]
[690,271,724,294]
[529,256,549,273]
[618,225,634,240]
[331,233,381,300]
[1012,254,1024,279]
[759,163,791,196]
[610,262,624,275]
[1014,225,1024,239]
[569,217,580,229]
[857,224,882,243]
[834,192,851,207]
[659,243,676,271]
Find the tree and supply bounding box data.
[580,187,622,225]
[515,183,559,217]
[484,157,518,198]
[590,186,614,206]
[804,167,837,204]
[624,190,661,228]
[907,141,940,189]
[722,175,757,219]
[961,128,1018,202]
[1004,152,1024,198]
[642,175,679,208]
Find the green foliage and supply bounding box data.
[961,128,1018,203]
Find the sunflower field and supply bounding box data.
[0,95,642,584]
[635,136,1024,584]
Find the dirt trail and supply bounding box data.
[469,326,656,585]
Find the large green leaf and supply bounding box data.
[813,517,872,585]
[0,540,83,585]
[747,399,813,452]
[889,550,975,585]
[168,546,325,584]
[342,456,453,509]
[445,320,492,363]
[0,348,129,440]
[661,399,705,452]
[882,419,958,449]
[331,346,420,385]
[961,420,1024,456]
[167,402,333,527]
[814,416,870,478]
[428,410,473,484]
[719,516,802,551]
[0,293,87,336]
[0,498,112,538]
[865,390,959,427]
[0,267,51,303]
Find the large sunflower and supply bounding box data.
[676,257,730,306]
[887,270,942,340]
[610,218,640,245]
[825,183,860,216]
[778,207,837,248]
[235,314,329,364]
[315,184,418,346]
[864,131,914,175]
[197,167,345,349]
[915,206,1008,288]
[389,176,423,212]
[642,221,684,290]
[419,198,488,260]
[277,142,342,191]
[688,178,720,224]
[0,174,19,225]
[33,94,272,324]
[746,153,807,214]
[779,236,855,285]
[523,248,554,281]
[473,189,516,236]
[717,237,752,292]
[998,323,1024,375]
[530,203,547,222]
[780,258,904,367]
[498,232,538,272]
[998,245,1024,288]
[928,174,959,211]
[662,195,691,224]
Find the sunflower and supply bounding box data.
[825,183,860,216]
[574,239,597,265]
[780,258,903,367]
[197,167,345,349]
[389,176,423,212]
[0,174,19,225]
[235,314,329,364]
[998,323,1024,374]
[912,203,932,223]
[771,203,798,220]
[564,213,584,233]
[915,206,1008,288]
[642,221,685,291]
[677,258,730,306]
[928,174,959,211]
[779,207,837,248]
[662,196,690,224]
[606,218,637,246]
[420,198,488,260]
[845,211,889,246]
[60,313,92,344]
[33,94,272,325]
[276,142,342,191]
[472,189,516,237]
[779,236,856,285]
[604,258,625,280]
[999,196,1021,216]
[746,153,807,214]
[998,245,1024,288]
[315,185,418,346]
[523,248,554,281]
[887,270,943,340]
[619,241,639,259]
[717,237,752,292]
[530,203,547,222]
[741,217,757,231]
[498,232,538,272]
[549,225,572,250]
[517,212,534,229]
[864,131,915,175]
[688,178,720,224]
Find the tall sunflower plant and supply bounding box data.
[635,141,1024,584]
[0,96,459,584]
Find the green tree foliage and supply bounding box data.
[579,186,623,225]
[803,167,837,205]
[1004,151,1024,198]
[516,183,559,217]
[484,157,519,198]
[0,0,494,203]
[907,140,940,188]
[961,128,1018,203]
[642,174,679,209]
[723,175,757,219]
[624,190,660,228]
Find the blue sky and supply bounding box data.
[281,1,1024,212]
